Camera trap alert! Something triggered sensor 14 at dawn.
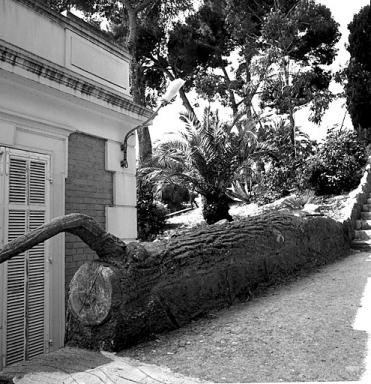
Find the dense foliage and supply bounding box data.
[140,109,272,224]
[43,0,359,229]
[308,128,367,195]
[137,178,168,241]
[253,120,317,203]
[258,1,340,154]
[168,0,339,129]
[345,5,371,138]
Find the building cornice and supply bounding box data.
[13,0,130,61]
[0,40,152,119]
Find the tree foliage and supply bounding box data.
[252,119,317,202]
[307,128,367,195]
[345,5,371,137]
[137,177,168,241]
[258,0,340,152]
[166,0,299,119]
[140,108,273,224]
[166,0,339,145]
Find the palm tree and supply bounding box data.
[140,108,271,224]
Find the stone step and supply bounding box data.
[351,239,371,250]
[354,229,371,240]
[363,204,371,212]
[361,212,371,220]
[367,198,371,204]
[355,220,371,230]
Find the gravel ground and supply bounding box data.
[119,251,370,383]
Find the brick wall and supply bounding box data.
[65,132,113,286]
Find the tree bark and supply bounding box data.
[123,3,153,165]
[65,212,349,351]
[0,214,126,265]
[0,212,350,352]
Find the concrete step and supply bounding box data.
[361,212,371,220]
[351,239,371,250]
[356,220,371,230]
[354,229,371,240]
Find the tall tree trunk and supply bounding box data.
[243,45,257,119]
[282,57,296,158]
[202,193,233,224]
[220,62,238,117]
[125,4,153,166]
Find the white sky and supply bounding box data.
[150,0,370,144]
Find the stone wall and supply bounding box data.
[65,132,113,286]
[340,155,371,238]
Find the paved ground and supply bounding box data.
[119,251,371,383]
[1,250,371,384]
[0,347,213,384]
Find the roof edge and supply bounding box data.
[0,40,152,119]
[13,0,131,61]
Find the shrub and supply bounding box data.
[308,128,367,195]
[252,120,317,203]
[141,109,261,224]
[137,178,168,241]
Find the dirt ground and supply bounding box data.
[119,251,370,383]
[159,194,349,240]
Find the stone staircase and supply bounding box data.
[352,195,371,249]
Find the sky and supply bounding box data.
[150,0,370,144]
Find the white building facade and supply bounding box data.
[0,0,150,369]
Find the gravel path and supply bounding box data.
[119,251,371,383]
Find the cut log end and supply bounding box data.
[68,261,121,326]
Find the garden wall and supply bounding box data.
[340,154,371,238]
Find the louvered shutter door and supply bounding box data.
[27,160,47,359]
[3,151,49,366]
[29,161,46,205]
[6,157,28,366]
[6,210,26,366]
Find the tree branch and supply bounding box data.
[0,214,127,265]
[135,0,159,13]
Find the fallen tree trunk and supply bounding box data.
[0,212,351,352]
[66,212,350,351]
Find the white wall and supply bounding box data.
[0,0,151,357]
[0,0,130,95]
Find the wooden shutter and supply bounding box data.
[5,210,27,366]
[2,149,50,367]
[27,210,46,359]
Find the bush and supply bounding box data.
[137,178,168,241]
[251,120,317,204]
[308,128,367,195]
